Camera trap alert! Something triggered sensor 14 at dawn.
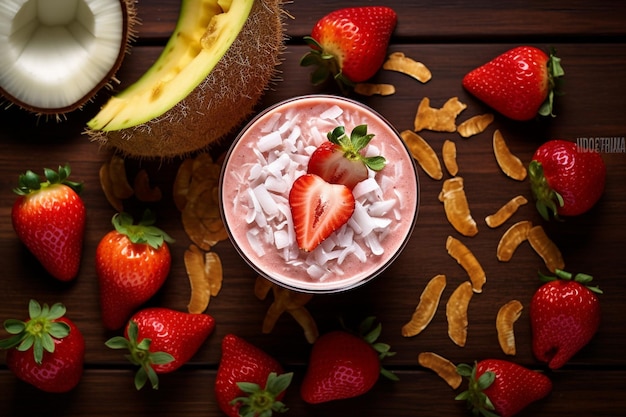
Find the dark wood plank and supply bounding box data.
[1,369,625,416]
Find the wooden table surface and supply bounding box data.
[1,1,625,416]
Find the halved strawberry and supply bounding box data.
[307,125,386,190]
[289,174,355,252]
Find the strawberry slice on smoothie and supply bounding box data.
[289,174,355,252]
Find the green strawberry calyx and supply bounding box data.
[105,320,175,390]
[231,372,293,417]
[528,159,565,221]
[300,36,355,94]
[352,316,399,381]
[0,299,71,365]
[13,164,83,196]
[112,210,174,249]
[537,48,565,118]
[455,362,499,417]
[328,125,387,172]
[539,269,603,294]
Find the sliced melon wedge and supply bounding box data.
[88,0,254,131]
[86,0,285,158]
[0,0,134,115]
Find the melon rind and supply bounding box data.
[87,0,286,158]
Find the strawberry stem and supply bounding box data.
[111,210,174,249]
[232,372,293,416]
[529,160,564,221]
[0,299,70,364]
[455,362,499,417]
[13,164,83,196]
[538,48,565,118]
[300,36,355,94]
[104,320,174,390]
[327,124,387,171]
[538,269,603,294]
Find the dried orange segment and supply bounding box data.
[442,140,458,177]
[496,299,523,356]
[493,129,527,181]
[383,52,432,83]
[418,351,462,389]
[485,195,529,228]
[497,220,532,262]
[438,177,478,237]
[260,282,318,344]
[446,280,473,347]
[400,130,443,180]
[457,113,494,138]
[527,225,565,272]
[173,157,195,211]
[414,97,467,133]
[254,275,273,300]
[108,155,134,199]
[204,251,223,296]
[402,274,447,337]
[99,162,124,212]
[133,169,162,202]
[446,236,486,293]
[354,83,396,96]
[184,244,211,314]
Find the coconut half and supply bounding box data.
[86,0,286,158]
[0,0,135,116]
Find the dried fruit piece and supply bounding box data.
[173,158,195,211]
[184,245,211,314]
[497,220,532,262]
[446,236,486,293]
[400,130,443,180]
[418,352,462,389]
[383,52,432,83]
[99,162,124,212]
[493,129,527,181]
[402,274,447,337]
[108,155,135,199]
[446,281,473,347]
[442,140,458,176]
[184,245,223,314]
[133,169,162,202]
[439,177,478,237]
[457,113,494,138]
[414,97,467,132]
[485,195,529,228]
[254,277,318,343]
[204,252,223,297]
[527,225,565,272]
[354,83,396,96]
[496,299,523,355]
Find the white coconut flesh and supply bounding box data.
[0,0,128,113]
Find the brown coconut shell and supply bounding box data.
[88,0,286,158]
[0,0,137,117]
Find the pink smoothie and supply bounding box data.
[220,95,419,293]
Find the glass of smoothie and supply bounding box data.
[220,95,419,293]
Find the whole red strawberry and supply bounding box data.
[11,164,85,281]
[462,46,564,121]
[215,334,292,417]
[530,269,602,370]
[0,299,85,393]
[300,6,397,90]
[530,139,606,219]
[300,317,397,404]
[105,307,215,390]
[308,124,387,189]
[96,210,174,330]
[456,359,552,417]
[289,173,355,252]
